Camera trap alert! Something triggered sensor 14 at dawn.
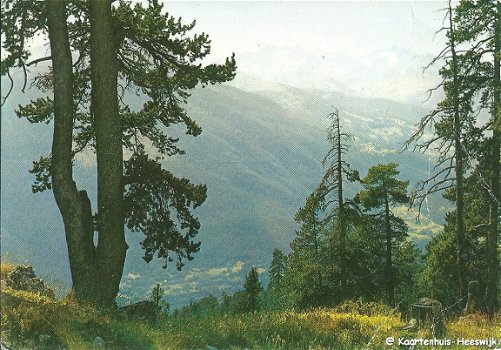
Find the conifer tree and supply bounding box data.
[406,0,500,312]
[355,163,410,305]
[287,190,328,307]
[243,266,263,313]
[268,248,287,292]
[405,0,477,302]
[453,0,500,317]
[1,0,236,307]
[319,108,359,297]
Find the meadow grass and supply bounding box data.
[1,262,499,349]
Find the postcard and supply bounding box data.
[1,1,499,349]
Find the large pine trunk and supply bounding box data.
[89,0,128,308]
[46,0,100,304]
[47,0,127,308]
[335,115,347,295]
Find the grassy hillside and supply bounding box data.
[2,263,499,350]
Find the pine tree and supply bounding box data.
[1,0,236,307]
[405,0,479,302]
[287,190,328,308]
[269,248,287,292]
[453,0,500,318]
[319,108,359,298]
[422,157,491,310]
[394,241,424,313]
[406,0,500,313]
[355,163,410,305]
[243,266,263,313]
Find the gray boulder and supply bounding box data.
[5,265,55,299]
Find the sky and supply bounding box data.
[12,1,452,105]
[161,1,451,105]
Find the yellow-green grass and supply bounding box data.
[1,262,499,350]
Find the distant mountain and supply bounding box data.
[1,76,446,308]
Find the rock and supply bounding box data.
[120,300,159,322]
[39,334,51,343]
[94,336,105,348]
[403,318,418,331]
[6,265,54,299]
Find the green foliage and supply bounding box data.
[287,191,330,308]
[174,294,220,319]
[355,163,410,304]
[242,267,263,313]
[356,163,410,211]
[124,152,207,269]
[264,249,289,311]
[1,0,236,271]
[394,241,425,313]
[420,162,490,310]
[268,248,287,292]
[150,284,169,313]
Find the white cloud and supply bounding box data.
[207,267,228,277]
[127,273,141,280]
[231,261,244,273]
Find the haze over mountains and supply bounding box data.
[1,75,445,308]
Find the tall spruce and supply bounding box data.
[319,108,358,297]
[287,190,327,307]
[453,0,500,317]
[422,161,491,309]
[1,0,236,307]
[355,163,410,305]
[405,0,477,302]
[243,267,263,313]
[268,248,287,292]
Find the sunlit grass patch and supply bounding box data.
[447,313,501,339]
[166,308,404,349]
[0,261,15,278]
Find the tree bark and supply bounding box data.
[89,0,128,308]
[384,195,394,305]
[486,1,500,318]
[448,1,467,302]
[335,114,347,295]
[46,0,99,304]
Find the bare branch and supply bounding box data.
[26,56,52,67]
[21,64,28,93]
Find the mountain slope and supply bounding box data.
[1,79,445,307]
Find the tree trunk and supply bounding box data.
[312,219,323,290]
[336,114,346,295]
[384,195,394,305]
[448,2,467,302]
[486,1,500,318]
[89,0,128,308]
[46,0,99,304]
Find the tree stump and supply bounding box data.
[464,280,479,314]
[412,297,444,336]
